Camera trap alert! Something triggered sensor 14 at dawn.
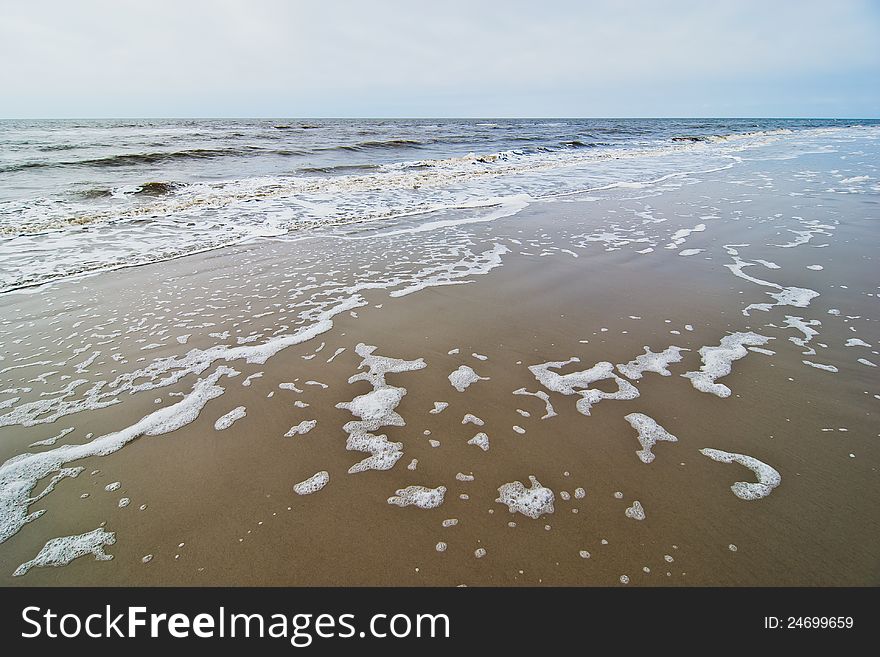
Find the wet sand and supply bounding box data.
[1,132,878,586]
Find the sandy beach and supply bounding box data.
[0,126,878,587]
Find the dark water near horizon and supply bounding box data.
[0,118,877,291]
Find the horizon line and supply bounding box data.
[1,115,878,121]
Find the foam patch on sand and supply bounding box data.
[528,358,639,415]
[448,365,489,392]
[462,413,484,426]
[744,286,820,315]
[699,448,781,500]
[284,419,317,437]
[665,223,706,249]
[294,471,329,495]
[0,296,364,431]
[468,432,490,451]
[13,527,115,576]
[512,388,557,418]
[214,406,246,430]
[624,413,678,464]
[682,332,772,398]
[625,500,646,520]
[803,361,838,372]
[429,402,448,414]
[784,316,821,354]
[337,343,425,474]
[496,476,555,519]
[617,346,687,380]
[387,485,446,509]
[0,366,233,544]
[29,427,75,448]
[389,243,510,297]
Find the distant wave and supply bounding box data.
[298,163,381,175]
[0,147,309,173]
[321,139,426,152]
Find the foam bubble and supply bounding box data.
[448,365,489,392]
[387,485,446,509]
[624,413,678,464]
[468,432,490,451]
[435,542,447,552]
[214,406,246,431]
[429,402,449,414]
[512,388,557,419]
[700,448,781,500]
[496,476,555,519]
[474,548,487,559]
[682,332,772,397]
[625,500,646,520]
[574,487,585,499]
[284,419,317,437]
[528,358,638,415]
[294,471,329,495]
[462,413,484,426]
[104,482,121,492]
[617,346,687,380]
[13,527,116,576]
[802,361,838,372]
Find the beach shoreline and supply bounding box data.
[1,128,878,586]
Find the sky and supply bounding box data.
[1,0,878,118]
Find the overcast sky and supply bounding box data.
[1,0,878,118]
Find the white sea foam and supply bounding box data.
[617,345,687,380]
[625,500,646,520]
[389,243,510,298]
[802,361,838,372]
[284,419,317,437]
[0,366,233,544]
[214,406,246,430]
[461,413,484,426]
[337,343,426,474]
[13,527,116,576]
[527,358,638,415]
[294,471,329,495]
[29,427,75,448]
[448,365,489,392]
[666,223,706,249]
[429,402,449,414]
[468,432,490,451]
[682,332,772,397]
[496,476,555,519]
[700,448,781,500]
[387,485,446,509]
[512,388,557,418]
[624,413,678,464]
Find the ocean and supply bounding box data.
[1,117,875,292]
